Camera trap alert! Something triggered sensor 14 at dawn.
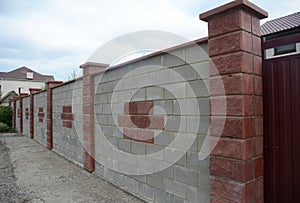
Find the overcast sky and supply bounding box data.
[0,0,299,80]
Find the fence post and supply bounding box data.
[9,98,14,127]
[46,81,63,149]
[200,0,267,202]
[80,62,108,172]
[13,96,18,130]
[29,88,41,139]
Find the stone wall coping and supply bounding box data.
[200,0,268,21]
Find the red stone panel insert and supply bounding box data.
[119,101,164,144]
[61,105,74,128]
[38,108,44,123]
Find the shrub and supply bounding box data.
[0,122,10,132]
[0,106,12,127]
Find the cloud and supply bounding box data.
[0,0,209,80]
[0,0,299,80]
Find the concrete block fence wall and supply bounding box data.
[22,95,30,136]
[9,0,267,202]
[33,90,48,146]
[52,79,84,165]
[91,40,210,203]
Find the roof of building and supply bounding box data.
[0,66,54,82]
[0,90,17,104]
[261,11,300,36]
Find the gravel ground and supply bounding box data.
[0,134,144,203]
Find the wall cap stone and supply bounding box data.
[80,62,109,69]
[200,0,268,21]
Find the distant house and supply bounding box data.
[0,91,18,106]
[0,66,54,106]
[261,11,300,59]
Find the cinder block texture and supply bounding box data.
[33,91,48,146]
[94,42,210,202]
[22,97,30,136]
[52,79,84,165]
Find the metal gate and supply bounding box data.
[264,53,300,203]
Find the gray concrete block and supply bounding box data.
[111,103,123,115]
[131,141,146,155]
[123,77,137,89]
[173,100,180,115]
[94,104,103,114]
[197,134,208,152]
[107,115,116,126]
[198,171,210,190]
[186,44,208,64]
[97,115,107,125]
[186,186,198,203]
[154,188,174,203]
[130,56,163,74]
[112,172,125,186]
[106,136,118,148]
[123,175,139,193]
[165,116,186,132]
[176,99,199,115]
[174,165,198,187]
[176,153,187,166]
[174,197,186,203]
[146,144,163,155]
[172,65,197,82]
[112,126,123,139]
[154,100,173,115]
[138,182,154,201]
[164,148,186,165]
[146,174,164,190]
[95,161,104,175]
[106,92,112,104]
[186,116,209,134]
[187,186,210,203]
[102,125,113,136]
[118,90,131,101]
[103,104,112,114]
[158,165,174,179]
[106,66,128,82]
[186,152,209,172]
[164,83,186,99]
[96,94,107,104]
[102,81,117,93]
[136,74,153,87]
[104,167,114,180]
[131,88,146,102]
[153,69,172,85]
[128,174,146,183]
[163,49,185,68]
[154,131,174,146]
[146,86,164,100]
[118,139,131,153]
[186,79,209,98]
[194,61,209,80]
[198,98,210,116]
[189,137,198,152]
[164,178,187,199]
[172,133,197,152]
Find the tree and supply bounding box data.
[67,69,81,81]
